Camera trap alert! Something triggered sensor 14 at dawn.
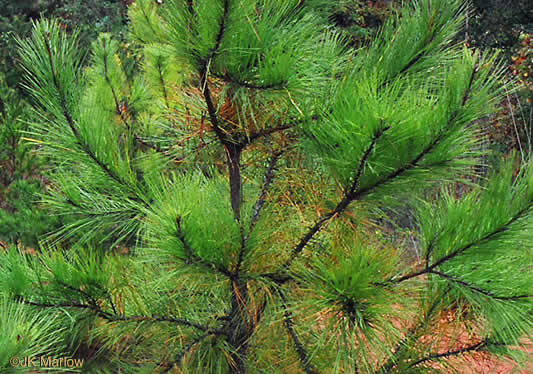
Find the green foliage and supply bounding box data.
[416,161,533,342]
[0,75,34,187]
[0,179,60,248]
[0,75,59,248]
[144,173,243,269]
[0,294,73,373]
[1,1,531,373]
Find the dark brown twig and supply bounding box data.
[279,291,319,374]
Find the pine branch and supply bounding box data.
[38,28,132,189]
[424,235,439,267]
[212,0,229,60]
[197,0,231,145]
[23,299,213,332]
[111,314,214,332]
[354,58,479,202]
[55,279,99,307]
[213,71,288,91]
[226,144,244,221]
[279,291,319,374]
[186,0,195,16]
[243,123,295,148]
[102,38,124,121]
[38,28,75,133]
[234,151,283,276]
[378,1,462,89]
[24,299,109,316]
[100,37,145,165]
[248,151,283,234]
[56,279,118,315]
[389,203,532,285]
[139,0,157,37]
[134,135,198,165]
[378,44,431,92]
[176,215,233,278]
[272,59,478,280]
[61,196,106,211]
[295,0,306,11]
[408,340,491,368]
[16,3,526,372]
[225,277,253,373]
[161,333,211,373]
[283,125,389,268]
[374,288,449,374]
[156,59,171,109]
[387,23,438,83]
[430,270,532,301]
[263,272,294,284]
[61,198,140,219]
[197,0,246,221]
[199,69,230,145]
[134,136,166,153]
[348,122,391,196]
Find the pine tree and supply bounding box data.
[1,0,531,373]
